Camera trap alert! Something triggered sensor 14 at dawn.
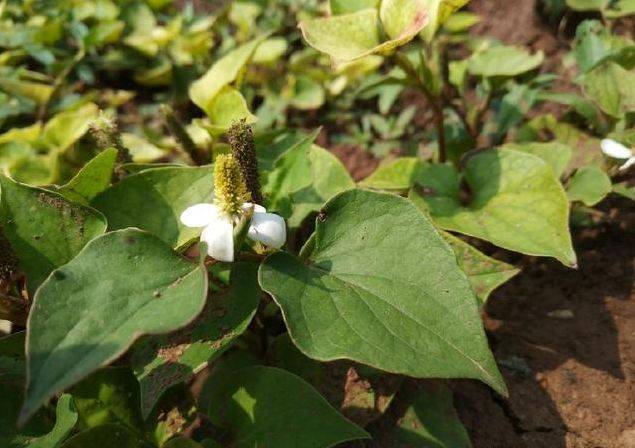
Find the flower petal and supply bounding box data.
[201,216,234,262]
[620,157,635,172]
[180,203,220,228]
[601,139,633,160]
[242,202,267,214]
[248,212,286,249]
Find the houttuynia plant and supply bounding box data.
[0,0,633,447]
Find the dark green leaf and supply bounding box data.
[0,175,107,295]
[260,189,506,393]
[91,166,214,247]
[21,229,208,424]
[131,262,261,418]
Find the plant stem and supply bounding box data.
[161,105,208,166]
[394,53,447,163]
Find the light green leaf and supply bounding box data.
[387,383,472,447]
[0,175,107,295]
[290,76,326,110]
[409,149,576,266]
[69,368,142,432]
[58,149,118,204]
[120,133,165,163]
[604,0,635,18]
[251,37,288,64]
[518,114,604,170]
[566,0,609,10]
[29,395,78,448]
[206,86,257,132]
[443,11,481,33]
[0,123,41,145]
[582,61,635,118]
[91,166,214,248]
[421,0,471,40]
[468,46,544,78]
[205,366,369,447]
[612,182,635,201]
[42,104,99,151]
[380,0,427,40]
[300,5,427,64]
[131,263,261,418]
[329,0,379,14]
[567,165,612,206]
[442,231,519,304]
[359,157,425,190]
[299,10,380,63]
[500,142,572,178]
[0,79,53,105]
[20,229,208,424]
[259,189,506,393]
[572,20,635,74]
[189,37,265,117]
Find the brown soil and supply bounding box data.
[453,199,635,448]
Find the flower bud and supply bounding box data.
[228,119,263,204]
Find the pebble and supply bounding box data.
[547,309,574,319]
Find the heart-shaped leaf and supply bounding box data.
[131,262,261,418]
[259,189,506,394]
[21,229,208,424]
[0,175,107,295]
[91,166,214,247]
[205,366,369,447]
[409,149,577,266]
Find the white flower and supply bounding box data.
[180,202,286,262]
[601,139,635,171]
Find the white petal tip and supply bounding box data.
[601,139,632,160]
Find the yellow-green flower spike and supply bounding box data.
[214,154,251,216]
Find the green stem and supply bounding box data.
[394,53,447,163]
[161,105,208,166]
